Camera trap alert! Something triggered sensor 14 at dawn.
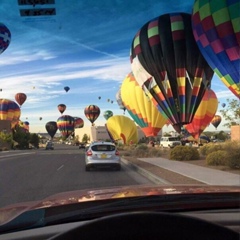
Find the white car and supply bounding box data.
[85,142,121,171]
[160,137,182,148]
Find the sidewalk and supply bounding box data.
[124,157,240,186]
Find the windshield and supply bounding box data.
[0,0,239,227]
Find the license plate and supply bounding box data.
[101,153,107,159]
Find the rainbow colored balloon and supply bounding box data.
[192,0,240,99]
[121,72,167,137]
[185,89,218,139]
[57,115,75,138]
[0,99,21,129]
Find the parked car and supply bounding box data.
[79,142,86,149]
[45,141,54,150]
[85,142,121,171]
[160,137,182,148]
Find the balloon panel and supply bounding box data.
[192,0,240,99]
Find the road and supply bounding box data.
[0,144,152,208]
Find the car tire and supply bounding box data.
[85,166,90,171]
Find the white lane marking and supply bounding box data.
[57,165,64,171]
[0,152,35,159]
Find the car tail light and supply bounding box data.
[115,150,120,156]
[86,150,92,156]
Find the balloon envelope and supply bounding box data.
[0,23,11,54]
[185,89,218,139]
[58,104,66,114]
[192,0,240,99]
[74,117,84,128]
[84,105,100,125]
[15,93,27,106]
[106,115,138,144]
[121,72,167,137]
[0,99,21,129]
[45,121,58,138]
[116,88,126,112]
[64,86,70,92]
[130,13,213,132]
[103,110,113,120]
[57,115,75,138]
[211,115,222,129]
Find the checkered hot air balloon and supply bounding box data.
[130,13,214,133]
[192,0,240,99]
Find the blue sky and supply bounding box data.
[0,0,237,133]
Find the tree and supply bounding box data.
[82,133,89,143]
[13,126,30,149]
[29,133,40,148]
[219,98,240,128]
[0,132,13,149]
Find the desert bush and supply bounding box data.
[205,143,223,155]
[169,146,200,161]
[135,144,148,151]
[223,141,240,169]
[206,150,228,166]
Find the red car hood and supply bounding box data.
[0,184,239,225]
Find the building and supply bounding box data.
[231,125,240,141]
[75,125,163,143]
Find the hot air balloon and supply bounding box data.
[84,105,100,126]
[0,23,11,54]
[121,72,167,137]
[103,110,113,120]
[106,115,138,144]
[116,88,126,113]
[192,0,240,99]
[98,96,101,100]
[74,117,84,128]
[58,104,66,114]
[15,93,27,107]
[57,115,75,138]
[23,121,29,131]
[64,86,70,92]
[0,99,21,129]
[45,121,58,139]
[39,117,42,120]
[222,103,226,108]
[185,89,218,139]
[211,115,222,129]
[130,13,214,133]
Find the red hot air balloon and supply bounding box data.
[15,93,27,106]
[130,13,214,133]
[84,105,100,126]
[0,23,11,54]
[58,104,66,114]
[74,117,84,128]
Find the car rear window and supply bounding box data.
[91,145,115,151]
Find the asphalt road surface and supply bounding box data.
[0,143,152,208]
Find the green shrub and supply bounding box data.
[199,144,210,156]
[135,144,148,150]
[205,143,223,155]
[206,150,228,166]
[169,146,200,161]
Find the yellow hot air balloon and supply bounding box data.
[106,115,138,144]
[121,72,167,137]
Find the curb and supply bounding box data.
[121,158,170,185]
